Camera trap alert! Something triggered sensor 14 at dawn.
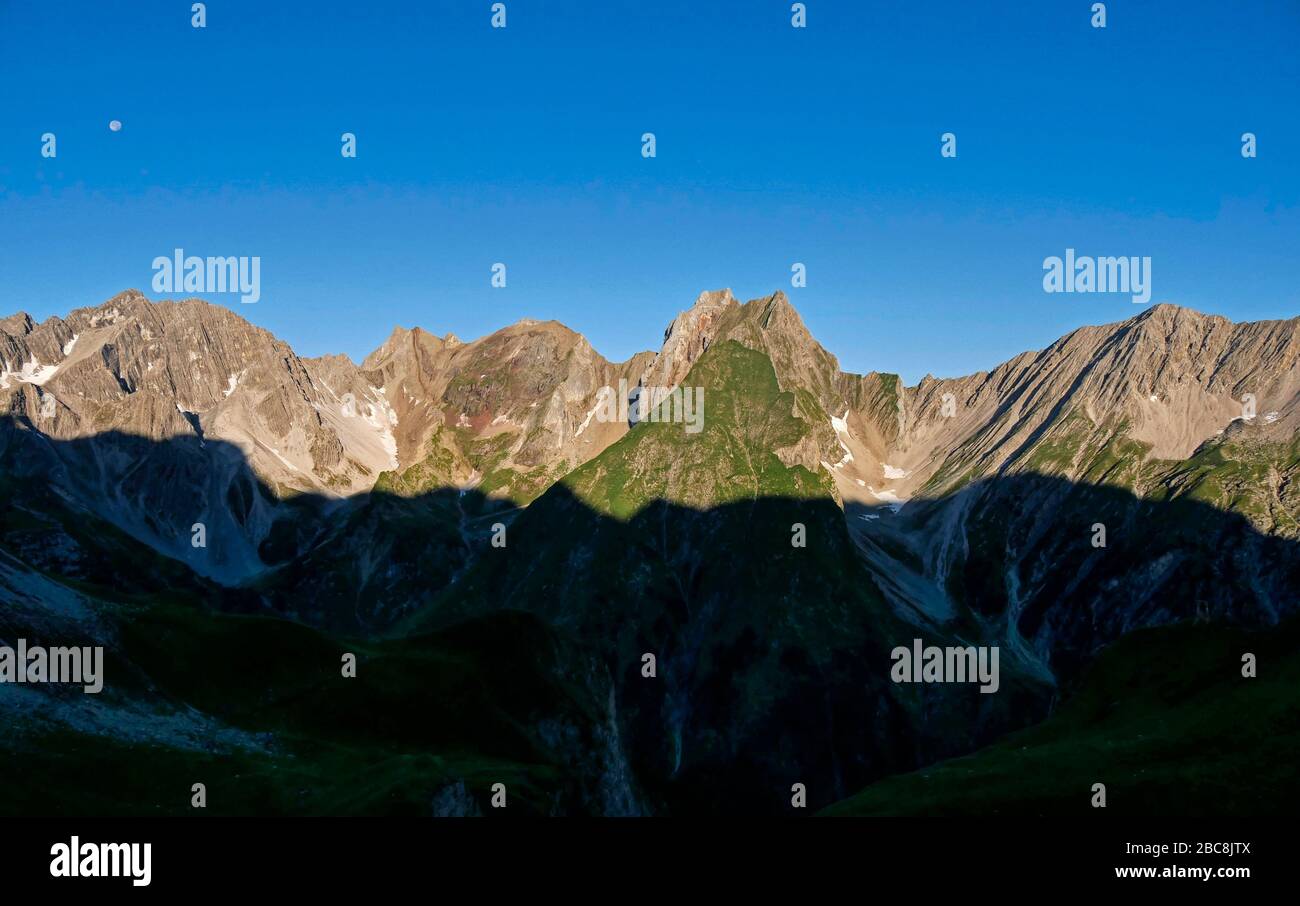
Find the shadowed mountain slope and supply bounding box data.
[3,290,1298,816]
[822,619,1300,816]
[4,413,1295,814]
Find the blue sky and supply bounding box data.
[1,0,1296,383]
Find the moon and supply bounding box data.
[109,120,122,132]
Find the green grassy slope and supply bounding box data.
[401,341,1051,813]
[0,597,624,815]
[0,473,629,816]
[822,619,1300,815]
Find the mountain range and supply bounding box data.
[2,289,1298,815]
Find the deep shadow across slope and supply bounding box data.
[822,619,1300,816]
[1,414,1297,815]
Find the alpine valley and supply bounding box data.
[2,289,1298,815]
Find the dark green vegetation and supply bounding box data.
[561,340,833,516]
[0,583,629,815]
[0,441,630,815]
[823,619,1300,815]
[375,423,568,506]
[962,408,1300,537]
[2,335,1298,816]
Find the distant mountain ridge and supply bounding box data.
[3,288,1299,815]
[3,289,1297,586]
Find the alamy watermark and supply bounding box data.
[1043,248,1151,304]
[50,837,150,886]
[0,639,103,693]
[152,248,261,304]
[890,638,1000,694]
[592,379,704,434]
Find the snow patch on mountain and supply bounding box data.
[361,387,399,466]
[574,398,603,437]
[867,487,905,513]
[829,411,854,468]
[0,359,59,388]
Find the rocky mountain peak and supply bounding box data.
[0,312,35,336]
[640,288,738,389]
[5,289,1297,589]
[362,325,445,373]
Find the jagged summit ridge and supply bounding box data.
[3,288,1296,585]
